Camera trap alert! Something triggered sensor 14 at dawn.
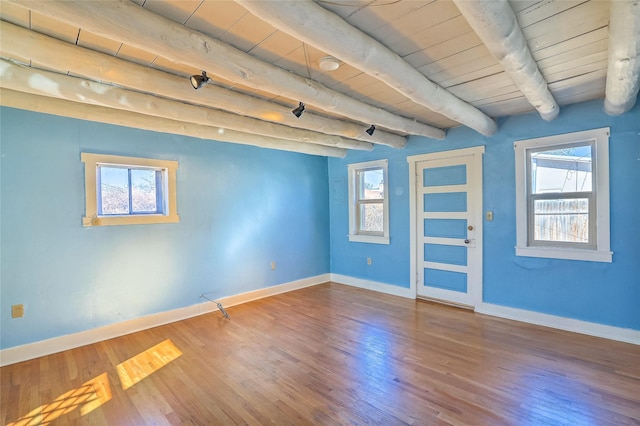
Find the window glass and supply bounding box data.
[100,167,129,215]
[514,127,611,262]
[359,203,383,233]
[348,159,389,244]
[530,145,592,194]
[533,198,589,243]
[82,153,179,227]
[131,169,159,213]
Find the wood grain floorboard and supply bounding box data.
[1,283,639,425]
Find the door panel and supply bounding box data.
[416,153,482,307]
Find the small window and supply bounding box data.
[82,153,179,226]
[348,159,389,244]
[514,128,611,262]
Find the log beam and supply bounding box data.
[10,0,445,140]
[235,0,496,136]
[0,22,405,148]
[453,0,559,121]
[0,89,347,158]
[604,0,640,115]
[0,60,372,151]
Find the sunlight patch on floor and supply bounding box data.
[116,338,183,390]
[8,372,111,426]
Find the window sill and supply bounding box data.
[348,234,390,245]
[83,214,180,227]
[515,246,612,263]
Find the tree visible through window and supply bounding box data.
[99,167,163,215]
[81,153,179,227]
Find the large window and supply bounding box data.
[514,128,611,262]
[82,153,179,226]
[348,159,389,244]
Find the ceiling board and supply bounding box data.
[1,0,635,153]
[117,44,158,67]
[217,12,278,53]
[0,2,29,27]
[77,30,122,56]
[515,0,590,28]
[523,1,609,51]
[142,0,203,25]
[29,11,78,44]
[185,1,247,39]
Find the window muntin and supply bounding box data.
[82,153,179,227]
[514,128,611,262]
[348,160,389,244]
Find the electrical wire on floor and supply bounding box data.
[200,294,230,319]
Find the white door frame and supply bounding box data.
[407,146,485,308]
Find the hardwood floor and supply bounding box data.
[2,283,639,425]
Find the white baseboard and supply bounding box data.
[330,273,414,299]
[0,274,330,367]
[476,303,640,345]
[3,274,636,367]
[332,274,639,345]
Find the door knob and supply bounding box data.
[464,239,470,244]
[468,225,474,231]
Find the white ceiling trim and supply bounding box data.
[235,0,497,136]
[0,22,403,148]
[604,0,640,115]
[10,0,445,140]
[453,0,559,121]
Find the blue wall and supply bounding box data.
[2,98,638,351]
[329,99,640,331]
[0,107,330,349]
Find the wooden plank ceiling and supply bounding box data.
[0,0,634,156]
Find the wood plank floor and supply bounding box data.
[2,283,639,425]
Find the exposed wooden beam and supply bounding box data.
[0,89,347,158]
[0,60,372,151]
[10,0,445,140]
[235,0,496,136]
[0,22,404,149]
[452,0,559,121]
[604,0,640,115]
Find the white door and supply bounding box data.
[410,147,484,308]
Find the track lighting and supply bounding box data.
[190,71,211,90]
[292,101,305,118]
[366,124,376,136]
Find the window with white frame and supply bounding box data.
[81,153,179,227]
[514,127,611,262]
[348,159,389,244]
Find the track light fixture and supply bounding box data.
[366,124,376,136]
[190,71,211,90]
[292,101,305,118]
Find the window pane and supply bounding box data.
[531,145,592,194]
[359,202,383,233]
[358,168,384,200]
[131,169,158,213]
[100,167,129,215]
[534,198,589,243]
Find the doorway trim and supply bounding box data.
[407,146,485,307]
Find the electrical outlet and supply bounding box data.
[367,258,372,265]
[271,261,276,270]
[12,304,24,318]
